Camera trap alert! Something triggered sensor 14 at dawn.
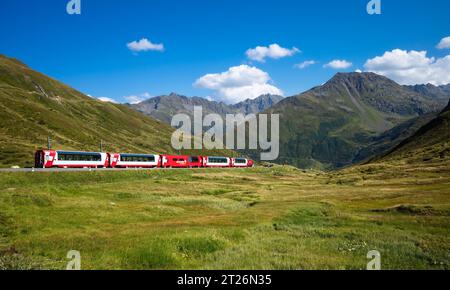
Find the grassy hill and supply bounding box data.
[264,72,448,169]
[380,100,450,164]
[0,55,234,167]
[353,112,438,164]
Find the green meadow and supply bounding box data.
[0,161,449,270]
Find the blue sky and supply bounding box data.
[1,0,449,104]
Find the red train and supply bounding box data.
[34,150,254,169]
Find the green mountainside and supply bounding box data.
[264,72,448,169]
[353,112,438,164]
[379,100,450,163]
[0,55,231,168]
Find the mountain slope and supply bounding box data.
[380,100,450,163]
[130,93,283,125]
[231,94,284,115]
[439,84,450,95]
[405,84,450,103]
[264,72,447,169]
[354,112,438,164]
[0,55,231,167]
[130,93,235,125]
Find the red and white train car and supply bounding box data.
[161,155,203,168]
[109,153,160,168]
[203,156,231,168]
[35,150,109,168]
[231,158,254,168]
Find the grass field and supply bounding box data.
[0,161,449,270]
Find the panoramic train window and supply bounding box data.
[189,156,199,163]
[58,152,102,162]
[235,158,247,164]
[120,155,155,162]
[209,157,228,163]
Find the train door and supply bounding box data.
[35,151,44,168]
[104,153,110,168]
[162,156,168,167]
[34,151,42,168]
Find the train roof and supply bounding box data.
[119,153,158,157]
[207,156,229,159]
[56,151,103,155]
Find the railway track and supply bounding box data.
[0,167,228,173]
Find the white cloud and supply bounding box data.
[355,69,362,73]
[295,60,316,69]
[246,44,299,62]
[437,37,450,49]
[194,65,283,103]
[364,49,450,85]
[125,96,144,104]
[127,38,164,52]
[124,92,152,104]
[324,60,353,69]
[97,97,119,104]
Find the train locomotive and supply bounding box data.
[35,150,254,169]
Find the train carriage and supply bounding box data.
[161,155,187,168]
[109,153,160,168]
[203,156,231,168]
[161,155,203,168]
[35,150,109,168]
[231,157,254,168]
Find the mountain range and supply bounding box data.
[129,75,449,170]
[262,72,449,169]
[406,83,450,103]
[129,81,449,170]
[1,54,449,169]
[129,93,283,125]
